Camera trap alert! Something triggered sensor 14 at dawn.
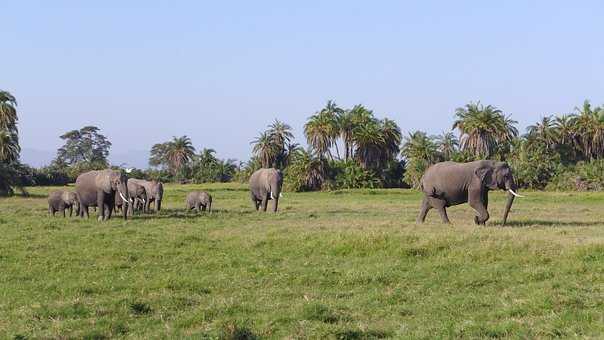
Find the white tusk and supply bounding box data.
[508,189,525,198]
[270,192,275,199]
[119,192,128,203]
[142,199,146,203]
[279,192,283,198]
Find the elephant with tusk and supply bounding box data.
[416,160,524,225]
[75,169,130,221]
[127,179,163,212]
[249,168,283,212]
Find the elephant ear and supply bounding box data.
[475,166,496,188]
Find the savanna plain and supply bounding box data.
[1,184,603,339]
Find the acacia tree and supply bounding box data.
[54,126,112,168]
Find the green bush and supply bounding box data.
[547,160,604,191]
[508,140,560,189]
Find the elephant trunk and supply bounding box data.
[502,179,517,225]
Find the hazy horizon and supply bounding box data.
[6,1,604,168]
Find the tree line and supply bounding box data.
[1,89,603,195]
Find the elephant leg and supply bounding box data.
[429,198,450,224]
[469,191,489,225]
[208,202,212,213]
[469,201,489,225]
[105,204,113,220]
[68,206,73,217]
[49,206,53,216]
[62,208,66,218]
[272,198,279,213]
[201,204,206,212]
[416,196,432,223]
[97,191,106,221]
[261,195,268,212]
[84,206,90,218]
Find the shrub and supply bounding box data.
[547,160,604,191]
[508,140,560,189]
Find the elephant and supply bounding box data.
[116,181,148,215]
[128,179,164,212]
[48,190,80,217]
[185,191,212,213]
[75,169,130,221]
[249,168,283,212]
[416,160,523,225]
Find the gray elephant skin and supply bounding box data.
[185,191,212,213]
[48,190,80,217]
[249,168,283,212]
[115,180,148,215]
[128,179,164,212]
[75,169,130,221]
[417,160,523,225]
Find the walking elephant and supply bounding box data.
[128,179,164,212]
[185,191,212,213]
[75,169,130,221]
[48,190,80,217]
[249,168,283,212]
[416,160,523,225]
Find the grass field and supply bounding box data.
[1,184,603,339]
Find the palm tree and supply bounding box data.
[337,109,355,161]
[0,91,18,131]
[353,120,384,169]
[527,116,558,150]
[452,102,518,159]
[288,148,325,191]
[268,119,294,168]
[435,131,459,161]
[402,131,439,164]
[574,100,604,160]
[304,113,335,160]
[251,131,278,168]
[0,129,20,162]
[165,136,195,175]
[381,118,402,160]
[401,131,439,188]
[318,100,344,158]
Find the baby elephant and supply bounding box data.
[48,190,79,217]
[186,191,212,213]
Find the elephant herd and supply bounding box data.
[48,167,285,220]
[48,161,523,225]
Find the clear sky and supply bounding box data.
[4,1,604,168]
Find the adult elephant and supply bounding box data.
[249,168,283,212]
[128,179,164,212]
[115,180,148,215]
[416,160,523,225]
[75,169,130,221]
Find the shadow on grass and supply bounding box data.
[491,219,603,227]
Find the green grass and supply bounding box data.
[1,183,603,339]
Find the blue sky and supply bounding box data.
[4,1,604,168]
